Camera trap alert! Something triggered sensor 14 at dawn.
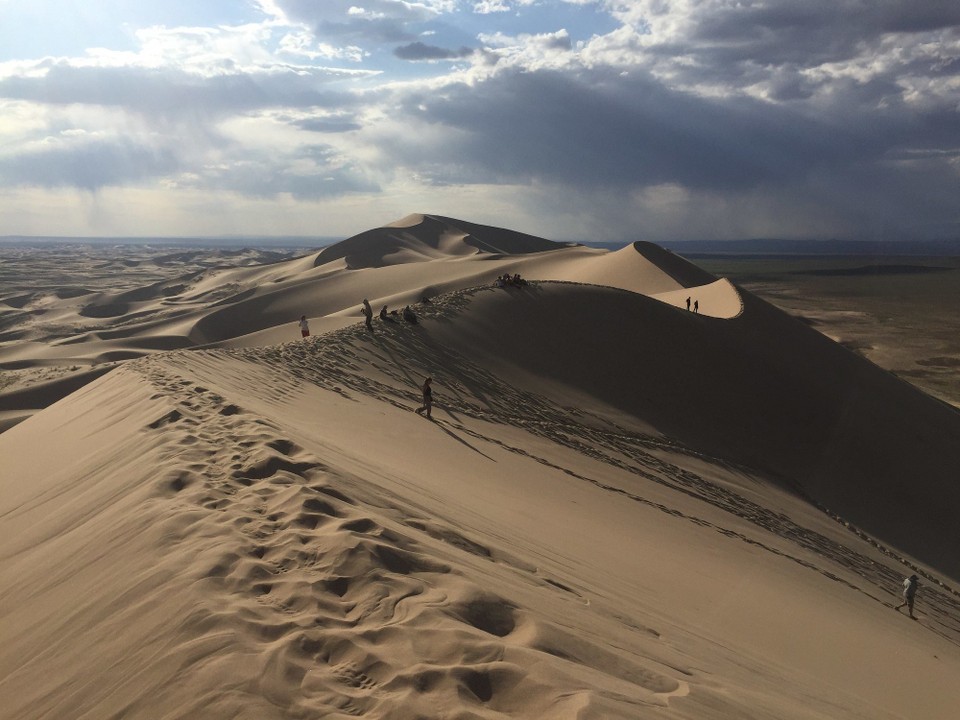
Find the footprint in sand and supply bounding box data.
[156,470,195,496]
[267,438,301,456]
[148,408,183,428]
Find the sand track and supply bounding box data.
[109,354,689,718]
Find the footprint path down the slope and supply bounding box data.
[132,356,687,717]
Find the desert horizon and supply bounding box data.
[2,213,959,719]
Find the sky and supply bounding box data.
[0,1,958,242]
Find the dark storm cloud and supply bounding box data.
[293,116,363,133]
[377,66,960,236]
[388,68,874,189]
[680,0,960,66]
[394,42,474,61]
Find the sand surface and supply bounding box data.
[2,215,959,719]
[694,255,960,409]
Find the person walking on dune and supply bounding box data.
[895,574,919,618]
[414,377,433,419]
[298,315,310,338]
[361,298,373,330]
[686,296,691,311]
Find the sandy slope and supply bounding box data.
[0,215,711,427]
[2,216,960,718]
[2,311,959,719]
[428,283,960,581]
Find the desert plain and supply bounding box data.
[1,214,959,719]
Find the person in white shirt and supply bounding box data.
[895,574,919,618]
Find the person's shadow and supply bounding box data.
[428,416,496,461]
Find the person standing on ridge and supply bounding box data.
[686,296,691,311]
[895,574,919,618]
[693,299,699,314]
[361,298,373,330]
[298,315,310,338]
[414,377,433,419]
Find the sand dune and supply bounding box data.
[0,215,721,426]
[311,214,571,270]
[2,216,960,718]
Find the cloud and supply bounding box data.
[0,114,378,198]
[0,134,179,190]
[394,41,474,61]
[384,68,842,188]
[270,0,451,44]
[0,61,366,120]
[0,0,957,240]
[179,144,380,199]
[0,59,378,196]
[369,62,960,238]
[473,1,511,13]
[293,116,363,133]
[473,0,545,14]
[602,0,960,107]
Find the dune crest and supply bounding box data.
[1,214,740,426]
[652,278,744,318]
[314,213,572,269]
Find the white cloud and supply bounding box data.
[477,29,575,71]
[473,1,511,13]
[278,30,366,62]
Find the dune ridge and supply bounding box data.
[0,217,724,426]
[3,216,960,718]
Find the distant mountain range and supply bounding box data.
[0,235,333,248]
[657,238,960,256]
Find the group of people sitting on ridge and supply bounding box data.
[495,273,527,288]
[369,301,419,326]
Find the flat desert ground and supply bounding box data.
[2,214,960,719]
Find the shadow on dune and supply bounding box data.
[425,282,960,582]
[0,365,115,414]
[630,242,717,288]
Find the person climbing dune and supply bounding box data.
[895,574,919,618]
[414,377,433,419]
